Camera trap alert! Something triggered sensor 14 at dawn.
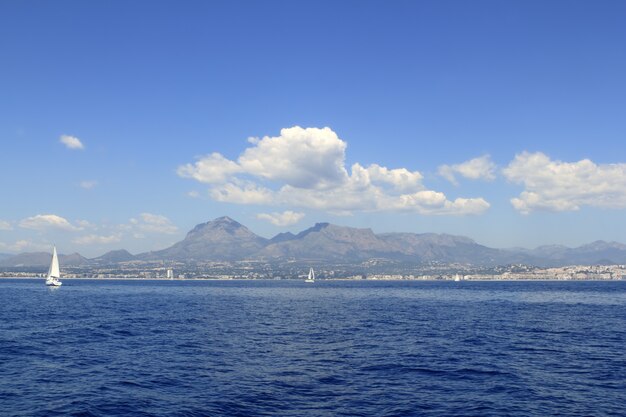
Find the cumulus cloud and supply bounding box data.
[60,134,84,150]
[80,180,97,190]
[73,234,122,245]
[129,213,178,234]
[0,220,12,231]
[19,214,83,231]
[178,127,349,189]
[238,127,348,189]
[438,155,497,185]
[503,151,626,214]
[257,211,305,226]
[178,126,489,216]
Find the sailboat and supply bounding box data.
[305,267,315,283]
[45,246,62,287]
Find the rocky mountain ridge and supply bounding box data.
[2,217,626,268]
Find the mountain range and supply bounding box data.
[2,216,626,268]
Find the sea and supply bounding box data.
[1,279,625,416]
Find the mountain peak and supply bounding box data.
[295,222,330,239]
[214,216,238,223]
[186,216,245,237]
[93,249,135,263]
[148,216,267,261]
[269,231,296,244]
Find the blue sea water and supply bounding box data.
[1,279,625,416]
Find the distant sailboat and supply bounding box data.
[45,246,62,287]
[305,267,315,283]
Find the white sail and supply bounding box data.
[47,246,60,278]
[45,246,62,286]
[306,267,315,282]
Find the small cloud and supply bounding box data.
[177,152,242,184]
[257,210,305,226]
[438,155,497,185]
[130,213,178,234]
[60,134,85,150]
[73,233,122,245]
[80,180,97,190]
[0,220,12,231]
[19,214,82,231]
[187,190,200,198]
[75,220,95,229]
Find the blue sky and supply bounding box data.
[2,0,626,257]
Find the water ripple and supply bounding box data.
[0,279,625,416]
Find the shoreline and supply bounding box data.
[1,276,625,282]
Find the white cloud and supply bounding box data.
[0,220,12,231]
[19,214,82,231]
[365,164,423,191]
[177,152,242,183]
[238,126,349,189]
[257,211,305,226]
[438,155,497,185]
[178,127,490,216]
[129,213,178,234]
[503,151,626,214]
[73,233,122,245]
[187,190,200,198]
[389,191,490,214]
[80,180,97,190]
[178,127,349,189]
[60,134,84,150]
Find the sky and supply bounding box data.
[1,0,626,257]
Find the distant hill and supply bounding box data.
[378,232,503,264]
[0,252,88,268]
[91,249,136,264]
[268,231,297,244]
[511,240,626,266]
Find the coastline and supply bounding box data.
[2,276,624,282]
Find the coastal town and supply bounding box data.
[2,261,626,281]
